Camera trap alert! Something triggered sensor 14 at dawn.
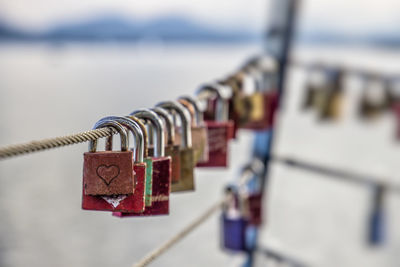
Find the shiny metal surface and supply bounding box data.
[130,109,165,157]
[97,116,145,163]
[156,101,192,148]
[151,107,175,146]
[90,119,128,152]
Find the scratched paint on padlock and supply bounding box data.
[196,121,230,167]
[207,127,228,153]
[101,195,127,208]
[112,156,171,217]
[164,145,181,183]
[83,151,134,196]
[171,149,195,192]
[82,164,147,213]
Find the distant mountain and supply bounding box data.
[297,28,400,48]
[0,15,259,43]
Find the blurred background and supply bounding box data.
[0,0,400,266]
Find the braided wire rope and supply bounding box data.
[132,198,226,267]
[0,127,116,159]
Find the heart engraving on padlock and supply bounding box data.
[96,165,120,186]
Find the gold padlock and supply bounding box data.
[178,96,209,164]
[156,101,195,192]
[318,68,344,120]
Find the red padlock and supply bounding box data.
[82,116,147,213]
[82,119,133,197]
[113,109,171,217]
[196,83,234,167]
[247,193,263,226]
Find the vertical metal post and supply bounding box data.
[243,0,298,266]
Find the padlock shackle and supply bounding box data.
[156,101,192,148]
[90,120,128,152]
[151,107,175,146]
[98,116,145,163]
[242,55,279,93]
[243,66,264,93]
[178,96,204,125]
[196,83,232,122]
[130,109,165,157]
[177,99,196,127]
[238,159,265,189]
[126,116,149,159]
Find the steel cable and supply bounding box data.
[0,127,116,160]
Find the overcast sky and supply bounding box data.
[0,0,399,34]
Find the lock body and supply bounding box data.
[113,156,171,216]
[318,89,343,120]
[150,145,180,184]
[82,162,146,212]
[248,193,263,226]
[221,214,248,251]
[239,91,278,130]
[191,125,209,164]
[175,126,209,164]
[196,121,231,167]
[171,148,195,192]
[165,145,181,184]
[83,151,134,196]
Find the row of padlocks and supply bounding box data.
[302,64,400,135]
[81,55,278,221]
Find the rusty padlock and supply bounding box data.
[178,96,209,164]
[156,101,195,192]
[82,119,134,197]
[196,83,234,167]
[82,116,147,213]
[114,109,171,216]
[151,107,181,184]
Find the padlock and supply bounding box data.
[385,77,400,109]
[150,107,181,184]
[219,74,243,139]
[237,56,279,130]
[82,119,134,197]
[303,63,328,111]
[113,109,171,216]
[178,96,209,164]
[221,186,248,251]
[196,83,234,167]
[156,101,195,192]
[359,73,390,120]
[237,161,264,226]
[126,115,153,207]
[82,116,147,213]
[318,68,344,121]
